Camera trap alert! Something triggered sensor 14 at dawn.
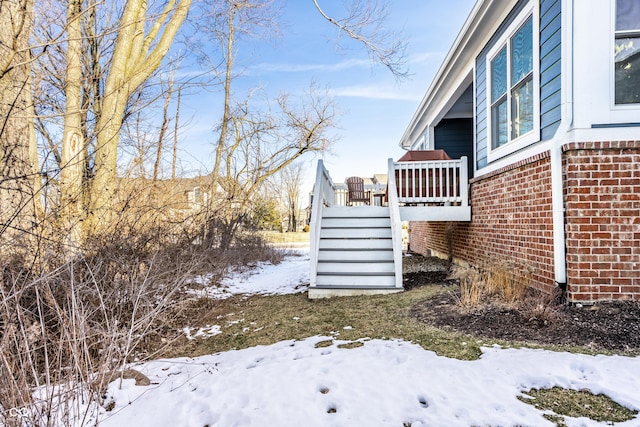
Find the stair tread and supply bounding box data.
[318,259,393,263]
[319,248,392,251]
[317,272,395,276]
[322,225,391,230]
[311,285,401,290]
[322,216,390,219]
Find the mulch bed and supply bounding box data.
[403,255,640,352]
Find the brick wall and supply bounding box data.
[409,152,556,295]
[409,141,640,302]
[563,141,640,302]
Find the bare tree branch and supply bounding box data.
[311,0,408,79]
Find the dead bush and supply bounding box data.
[482,262,531,305]
[450,262,533,310]
[0,182,286,426]
[0,234,204,426]
[0,234,280,425]
[520,287,564,326]
[449,266,484,309]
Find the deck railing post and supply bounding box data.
[388,158,403,289]
[310,160,336,288]
[459,156,469,207]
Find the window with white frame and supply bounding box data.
[615,0,640,104]
[486,7,539,159]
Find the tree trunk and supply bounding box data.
[172,87,181,180]
[0,0,41,257]
[153,79,173,181]
[59,0,85,247]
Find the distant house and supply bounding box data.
[398,0,640,302]
[308,0,639,302]
[119,176,212,209]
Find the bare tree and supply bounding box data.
[208,84,335,249]
[59,0,84,246]
[28,0,193,245]
[153,72,176,182]
[280,162,304,232]
[88,0,192,226]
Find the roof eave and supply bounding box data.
[399,0,514,150]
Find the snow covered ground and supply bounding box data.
[93,248,640,426]
[190,247,310,300]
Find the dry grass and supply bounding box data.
[168,286,484,362]
[519,387,638,425]
[450,261,533,309]
[258,230,310,244]
[453,268,483,308]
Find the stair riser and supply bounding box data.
[321,218,390,228]
[323,206,389,218]
[319,239,392,250]
[317,262,394,274]
[315,275,396,287]
[320,228,392,239]
[318,250,393,262]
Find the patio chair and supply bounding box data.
[346,176,371,206]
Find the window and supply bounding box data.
[489,16,535,150]
[615,0,640,104]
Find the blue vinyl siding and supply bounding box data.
[434,118,475,178]
[475,58,488,169]
[475,0,562,168]
[540,0,562,140]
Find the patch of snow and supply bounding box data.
[192,248,310,299]
[91,338,640,427]
[183,325,222,340]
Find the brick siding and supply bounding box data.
[408,141,640,302]
[563,141,640,302]
[409,152,556,296]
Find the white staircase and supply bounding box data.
[308,159,404,299]
[309,206,402,298]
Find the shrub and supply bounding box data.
[451,262,533,309]
[0,216,281,426]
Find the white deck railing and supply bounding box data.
[309,159,336,288]
[394,156,468,206]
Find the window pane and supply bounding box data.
[491,47,507,102]
[511,17,533,84]
[615,36,640,104]
[492,98,508,149]
[511,77,534,138]
[616,0,640,31]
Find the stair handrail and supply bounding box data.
[387,158,404,288]
[309,159,336,288]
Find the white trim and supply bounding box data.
[474,140,552,179]
[611,0,640,108]
[573,0,640,127]
[485,3,541,163]
[568,126,640,142]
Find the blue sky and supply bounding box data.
[176,0,476,194]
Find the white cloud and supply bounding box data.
[250,58,371,74]
[330,84,423,101]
